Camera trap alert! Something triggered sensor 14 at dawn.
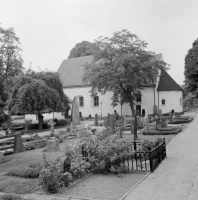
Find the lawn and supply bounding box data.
[0,125,178,195]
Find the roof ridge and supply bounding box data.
[157,69,182,91]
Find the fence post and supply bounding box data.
[163,138,167,157]
[149,151,153,172]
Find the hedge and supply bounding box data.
[142,128,181,135]
[168,120,191,124]
[157,128,175,131]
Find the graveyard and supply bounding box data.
[0,98,194,200]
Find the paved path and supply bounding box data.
[124,112,198,200]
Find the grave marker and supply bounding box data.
[48,120,56,136]
[109,114,115,134]
[71,97,80,126]
[24,120,32,133]
[94,114,98,126]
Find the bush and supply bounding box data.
[142,138,164,151]
[168,120,191,124]
[142,129,181,135]
[28,123,49,130]
[55,119,68,126]
[24,142,37,151]
[7,162,42,178]
[39,154,72,193]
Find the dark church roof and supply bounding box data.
[57,53,179,90]
[157,69,182,91]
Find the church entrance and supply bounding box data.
[136,105,141,116]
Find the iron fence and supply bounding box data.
[80,138,166,173]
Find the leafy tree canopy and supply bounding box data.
[83,29,167,139]
[9,71,70,129]
[68,41,99,59]
[184,38,198,94]
[0,25,24,79]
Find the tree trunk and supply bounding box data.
[38,113,43,130]
[128,96,138,140]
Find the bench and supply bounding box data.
[0,132,24,153]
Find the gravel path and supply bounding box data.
[63,173,146,200]
[124,111,198,200]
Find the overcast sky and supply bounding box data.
[1,0,198,85]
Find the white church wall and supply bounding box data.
[158,91,183,114]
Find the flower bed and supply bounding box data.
[142,128,181,135]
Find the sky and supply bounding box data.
[0,0,198,85]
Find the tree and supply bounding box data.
[0,25,24,92]
[83,29,166,140]
[0,76,9,124]
[68,41,99,59]
[184,38,198,94]
[8,71,70,129]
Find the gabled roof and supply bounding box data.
[57,53,164,88]
[57,55,93,87]
[157,69,182,91]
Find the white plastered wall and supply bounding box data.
[157,91,183,113]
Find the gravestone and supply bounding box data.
[109,114,115,134]
[119,128,122,138]
[48,120,56,136]
[153,105,158,115]
[169,113,172,122]
[63,157,71,172]
[94,114,98,126]
[72,97,80,126]
[159,109,162,116]
[24,120,32,133]
[47,138,60,151]
[14,134,24,153]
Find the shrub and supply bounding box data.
[7,162,42,178]
[55,119,67,126]
[142,138,164,151]
[142,129,181,135]
[39,154,72,193]
[24,142,37,151]
[168,120,191,124]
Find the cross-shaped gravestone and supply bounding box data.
[48,120,56,136]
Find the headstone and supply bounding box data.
[119,128,122,138]
[109,114,115,133]
[71,97,80,126]
[159,109,162,116]
[63,157,71,172]
[24,120,32,133]
[169,113,172,122]
[14,134,24,153]
[153,105,158,115]
[48,120,56,136]
[94,114,98,126]
[47,138,60,151]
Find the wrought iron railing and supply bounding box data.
[80,138,166,173]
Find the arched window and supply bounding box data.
[94,96,99,106]
[142,109,145,116]
[162,99,166,105]
[79,96,84,107]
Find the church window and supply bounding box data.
[94,96,99,106]
[162,99,166,105]
[79,96,84,107]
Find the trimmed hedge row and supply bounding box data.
[142,128,181,135]
[157,128,175,131]
[169,120,192,124]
